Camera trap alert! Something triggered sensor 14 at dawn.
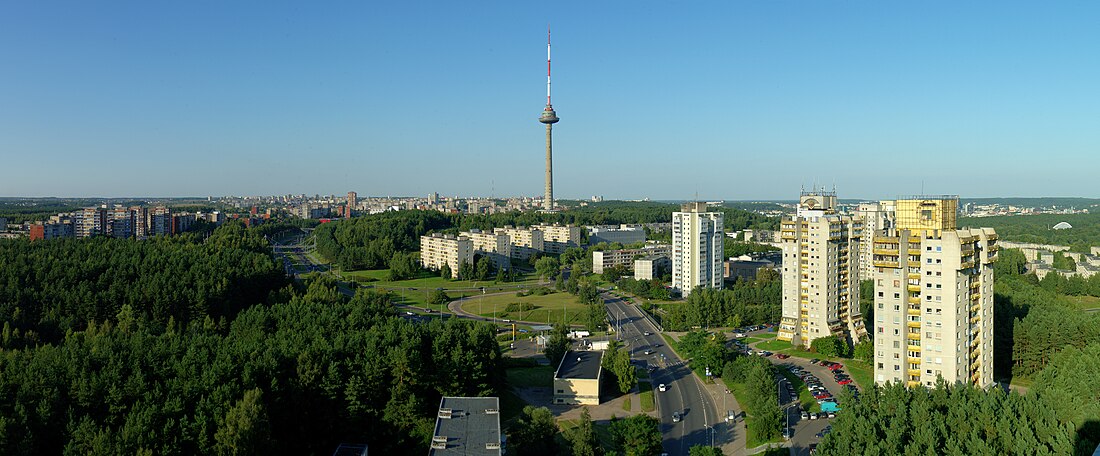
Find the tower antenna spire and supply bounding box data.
[546,25,552,107]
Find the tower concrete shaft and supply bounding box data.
[544,123,554,210]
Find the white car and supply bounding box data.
[644,331,652,336]
[658,383,667,392]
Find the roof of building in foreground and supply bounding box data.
[429,396,502,456]
[554,350,603,380]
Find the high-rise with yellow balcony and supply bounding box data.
[777,191,867,348]
[871,196,998,388]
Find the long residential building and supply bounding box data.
[671,202,724,297]
[420,233,473,279]
[460,229,512,270]
[534,223,581,254]
[587,226,646,246]
[591,244,672,274]
[493,226,544,261]
[872,197,997,388]
[777,191,867,348]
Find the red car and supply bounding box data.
[828,363,844,371]
[775,353,790,359]
[814,392,833,400]
[837,379,853,385]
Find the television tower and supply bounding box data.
[538,26,559,211]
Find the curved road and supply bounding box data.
[604,294,725,455]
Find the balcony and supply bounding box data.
[906,320,921,328]
[907,332,921,340]
[874,248,899,256]
[908,248,922,256]
[874,260,899,268]
[907,368,922,376]
[907,307,921,316]
[908,357,922,365]
[907,284,921,292]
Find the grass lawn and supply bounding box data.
[622,396,632,411]
[458,291,588,325]
[506,366,554,388]
[639,382,655,412]
[1068,294,1100,310]
[755,339,793,352]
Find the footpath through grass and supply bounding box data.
[638,381,655,412]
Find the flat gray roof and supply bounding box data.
[555,350,603,380]
[429,397,501,456]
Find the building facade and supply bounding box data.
[777,192,867,348]
[534,224,581,254]
[591,244,671,274]
[460,229,512,270]
[493,226,545,261]
[634,256,672,280]
[553,350,602,405]
[855,200,897,281]
[587,226,646,246]
[872,197,998,388]
[420,233,473,279]
[671,202,724,297]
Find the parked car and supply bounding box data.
[801,410,810,420]
[659,383,667,392]
[809,412,819,420]
[809,359,820,365]
[776,353,790,359]
[838,378,853,385]
[828,411,837,418]
[727,410,737,422]
[733,332,746,338]
[828,363,844,371]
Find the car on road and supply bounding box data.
[658,383,667,392]
[733,332,746,338]
[672,411,681,423]
[727,410,736,422]
[644,331,652,336]
[644,350,654,355]
[775,353,790,359]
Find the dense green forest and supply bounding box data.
[313,203,779,270]
[990,249,1100,380]
[0,222,285,348]
[0,200,88,223]
[961,212,1100,251]
[0,223,506,454]
[654,270,782,330]
[815,377,1095,455]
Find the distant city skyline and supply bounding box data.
[4,2,1100,199]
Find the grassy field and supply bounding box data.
[456,291,589,324]
[755,339,793,351]
[505,366,554,388]
[639,381,655,412]
[1068,295,1100,310]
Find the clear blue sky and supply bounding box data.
[2,1,1099,200]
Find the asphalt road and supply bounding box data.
[604,294,723,456]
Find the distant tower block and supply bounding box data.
[539,27,559,211]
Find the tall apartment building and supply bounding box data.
[872,197,997,388]
[591,244,672,274]
[460,229,512,270]
[671,202,724,297]
[534,224,581,254]
[493,226,544,261]
[78,207,108,238]
[420,233,473,279]
[346,191,357,219]
[855,201,897,281]
[777,192,867,348]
